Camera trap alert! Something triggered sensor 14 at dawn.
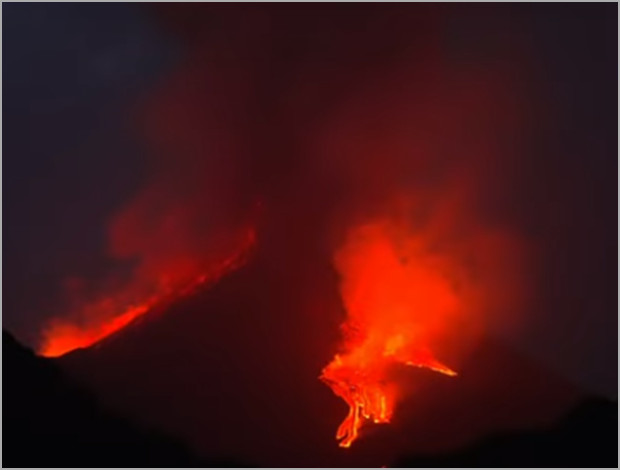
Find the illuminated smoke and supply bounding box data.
[36,5,531,449]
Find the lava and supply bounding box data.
[321,216,461,448]
[39,226,257,357]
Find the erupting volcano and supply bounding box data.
[321,214,466,447]
[5,3,616,467]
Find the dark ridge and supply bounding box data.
[393,397,618,468]
[2,330,252,468]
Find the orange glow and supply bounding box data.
[40,303,153,358]
[39,227,257,357]
[320,217,460,448]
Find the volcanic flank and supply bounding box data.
[56,250,587,467]
[6,326,616,467]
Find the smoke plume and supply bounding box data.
[40,4,530,388]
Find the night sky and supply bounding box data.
[4,3,179,341]
[3,0,617,419]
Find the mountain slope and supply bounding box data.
[52,251,606,467]
[2,330,248,467]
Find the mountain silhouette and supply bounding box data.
[394,397,617,467]
[2,330,250,467]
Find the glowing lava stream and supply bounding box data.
[320,219,460,448]
[39,227,257,358]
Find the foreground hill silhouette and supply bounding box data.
[2,330,250,468]
[395,398,617,467]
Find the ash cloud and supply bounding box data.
[120,4,532,353]
[28,4,616,399]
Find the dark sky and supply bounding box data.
[3,2,617,401]
[3,2,179,342]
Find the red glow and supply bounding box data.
[321,216,461,448]
[39,303,153,358]
[39,226,257,357]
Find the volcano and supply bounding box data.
[53,240,593,467]
[4,2,617,468]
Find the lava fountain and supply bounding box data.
[321,214,466,448]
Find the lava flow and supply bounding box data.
[321,217,461,448]
[39,226,257,357]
